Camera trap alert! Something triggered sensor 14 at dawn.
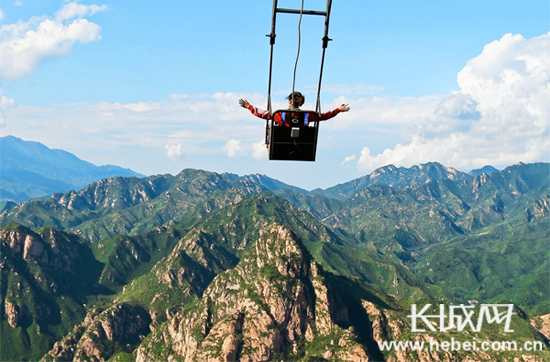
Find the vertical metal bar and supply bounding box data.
[315,0,333,114]
[267,0,278,113]
[270,0,278,44]
[265,0,278,146]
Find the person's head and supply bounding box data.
[286,92,305,109]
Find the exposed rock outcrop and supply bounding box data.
[1,226,91,278]
[136,223,370,362]
[4,301,22,328]
[42,303,151,362]
[531,314,550,341]
[1,225,100,337]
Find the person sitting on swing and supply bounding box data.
[239,91,350,126]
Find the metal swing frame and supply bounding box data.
[265,0,333,161]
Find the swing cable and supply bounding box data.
[290,0,305,109]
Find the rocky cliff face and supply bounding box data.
[42,303,151,362]
[131,220,549,362]
[136,223,372,362]
[531,314,550,341]
[3,218,548,362]
[4,300,22,328]
[1,224,104,361]
[1,225,98,327]
[2,226,86,275]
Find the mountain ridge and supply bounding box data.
[0,135,145,202]
[223,172,310,194]
[312,162,473,199]
[1,135,509,204]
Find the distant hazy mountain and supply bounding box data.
[0,136,145,202]
[469,165,499,176]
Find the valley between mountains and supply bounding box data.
[1,162,549,361]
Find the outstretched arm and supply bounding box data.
[319,104,351,120]
[239,99,271,120]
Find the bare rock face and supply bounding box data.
[472,173,488,193]
[531,314,550,340]
[3,230,26,254]
[23,234,44,259]
[1,230,44,260]
[1,227,88,280]
[42,304,151,362]
[2,227,86,335]
[136,223,370,362]
[527,195,550,221]
[4,301,22,328]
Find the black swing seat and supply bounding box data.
[268,109,319,161]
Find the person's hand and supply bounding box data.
[339,104,350,112]
[239,99,250,108]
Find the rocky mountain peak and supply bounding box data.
[469,165,499,176]
[136,222,370,362]
[253,224,308,277]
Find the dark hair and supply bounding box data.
[286,92,305,108]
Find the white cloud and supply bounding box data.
[321,95,441,130]
[252,141,268,160]
[458,33,550,112]
[356,32,550,172]
[14,1,23,6]
[0,88,453,177]
[55,3,108,21]
[3,31,548,182]
[224,139,242,158]
[1,91,267,161]
[341,154,356,165]
[165,143,183,160]
[226,139,268,160]
[0,2,107,80]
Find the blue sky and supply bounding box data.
[1,1,549,189]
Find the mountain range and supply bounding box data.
[1,136,500,203]
[0,139,548,361]
[0,136,145,203]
